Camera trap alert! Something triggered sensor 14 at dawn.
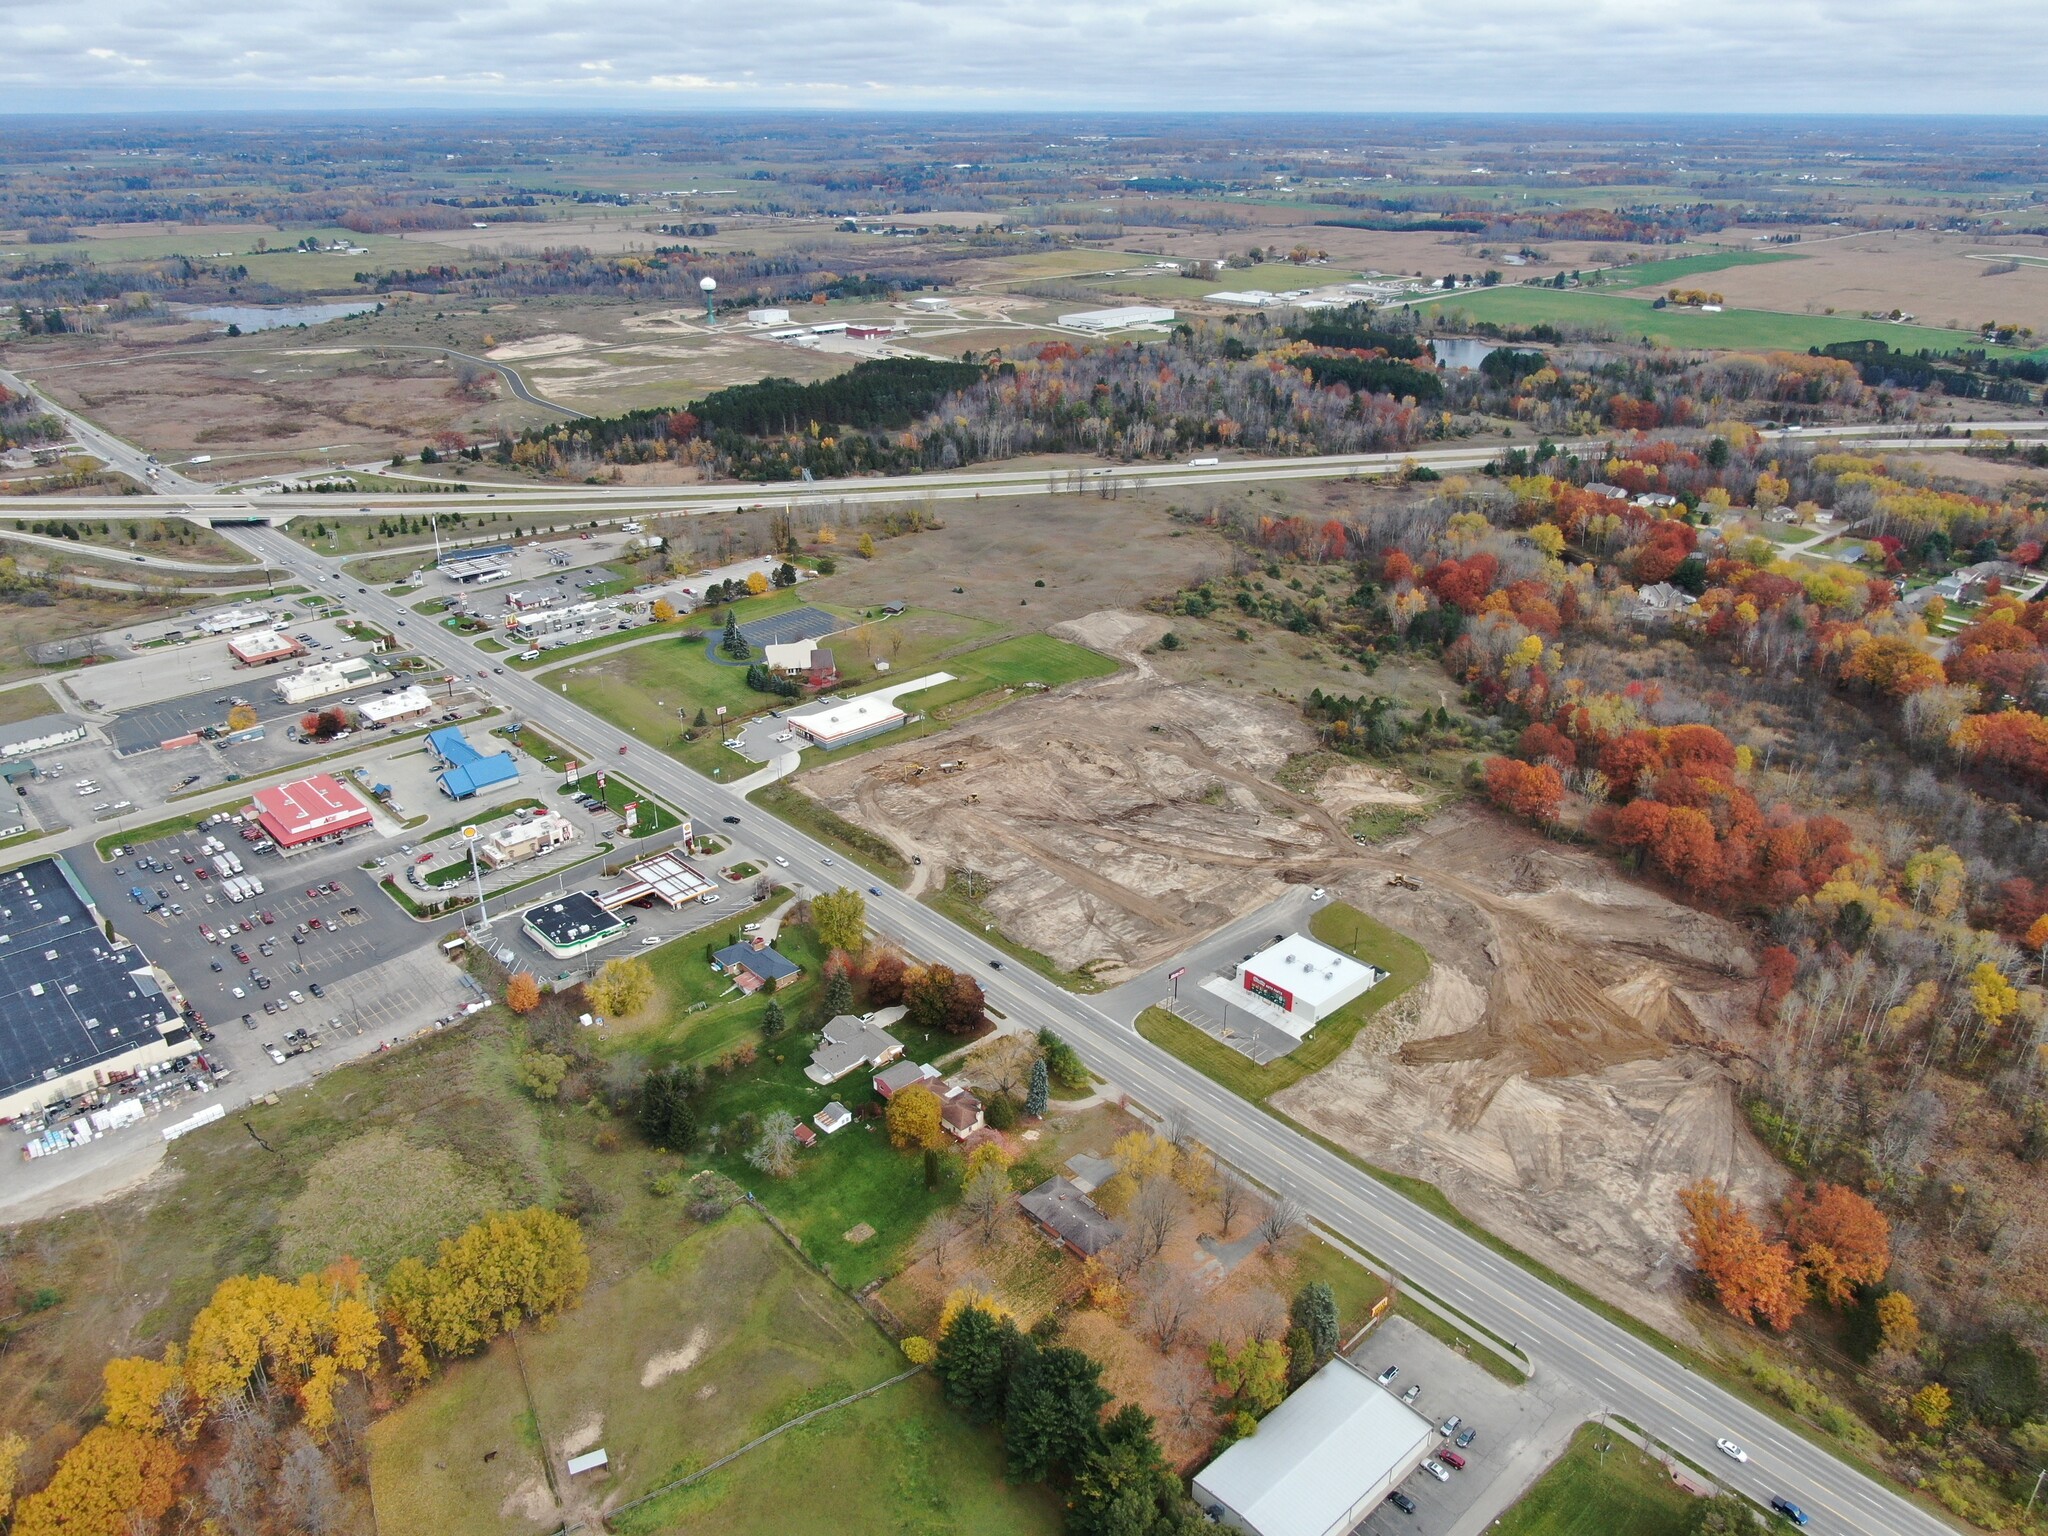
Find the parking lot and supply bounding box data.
[1346,1314,1588,1536]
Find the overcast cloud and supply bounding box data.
[2,0,2043,113]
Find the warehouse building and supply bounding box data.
[276,657,393,706]
[228,629,306,667]
[1058,305,1176,331]
[0,858,189,1124]
[784,693,907,750]
[1235,933,1385,1039]
[748,307,792,326]
[249,774,375,852]
[1193,1359,1436,1536]
[522,891,629,959]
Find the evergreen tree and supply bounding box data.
[721,611,750,659]
[693,708,708,727]
[1025,1057,1050,1118]
[1068,1405,1202,1536]
[638,1066,698,1151]
[1004,1344,1109,1481]
[935,1306,1021,1425]
[1290,1280,1341,1363]
[824,970,856,1019]
[761,998,786,1039]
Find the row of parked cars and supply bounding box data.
[1374,1364,1478,1516]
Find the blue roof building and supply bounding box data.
[712,941,802,991]
[427,726,521,800]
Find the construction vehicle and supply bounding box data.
[1387,873,1421,891]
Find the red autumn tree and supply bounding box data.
[1645,804,1722,894]
[1781,1183,1890,1307]
[1597,731,1664,800]
[1517,722,1577,769]
[864,948,907,1006]
[1483,757,1564,822]
[1680,1180,1805,1331]
[1757,946,1798,1021]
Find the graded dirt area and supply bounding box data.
[1273,811,1777,1336]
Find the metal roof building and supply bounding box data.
[1192,1359,1436,1536]
[1237,933,1385,1037]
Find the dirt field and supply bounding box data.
[800,610,1420,981]
[1613,230,2048,336]
[1272,810,1776,1337]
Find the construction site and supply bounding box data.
[793,609,1778,1328]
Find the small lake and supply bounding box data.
[183,301,379,333]
[1427,337,1498,371]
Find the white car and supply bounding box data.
[231,986,246,999]
[1311,886,1326,900]
[1716,1439,1749,1463]
[699,893,722,905]
[1421,1460,1450,1483]
[772,855,790,868]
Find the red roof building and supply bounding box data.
[250,774,374,850]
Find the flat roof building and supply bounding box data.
[0,858,188,1123]
[1192,1359,1436,1536]
[195,607,274,635]
[357,685,436,728]
[277,657,392,706]
[522,891,629,959]
[1237,933,1385,1038]
[228,629,305,667]
[1059,305,1176,331]
[250,774,375,851]
[785,693,907,750]
[510,600,619,640]
[478,808,577,869]
[602,849,712,909]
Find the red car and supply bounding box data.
[306,887,322,899]
[1439,1450,1467,1471]
[308,917,324,931]
[260,911,275,925]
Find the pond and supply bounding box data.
[181,301,380,333]
[1427,336,1498,371]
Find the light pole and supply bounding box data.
[462,823,490,930]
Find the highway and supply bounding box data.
[229,519,1962,1536]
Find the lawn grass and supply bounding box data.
[554,764,681,838]
[1492,1423,1698,1536]
[1584,249,1803,290]
[368,1213,908,1536]
[609,1373,1062,1536]
[1428,286,1985,353]
[0,682,59,728]
[1291,1234,1390,1340]
[748,779,911,885]
[1135,902,1428,1101]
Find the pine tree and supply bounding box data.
[1025,1057,1050,1118]
[638,1067,697,1151]
[824,970,855,1019]
[721,611,750,659]
[936,1306,1023,1425]
[1290,1280,1340,1363]
[1004,1344,1109,1481]
[761,999,786,1039]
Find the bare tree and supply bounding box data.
[1257,1193,1306,1251]
[1160,1103,1192,1150]
[1234,1288,1290,1344]
[929,1214,960,1277]
[961,1166,1010,1244]
[1131,1176,1186,1263]
[204,1415,269,1536]
[1160,1353,1213,1434]
[1216,1169,1248,1237]
[1139,1264,1198,1351]
[277,1429,344,1536]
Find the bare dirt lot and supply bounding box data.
[1273,810,1776,1336]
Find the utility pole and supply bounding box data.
[2026,1465,2044,1522]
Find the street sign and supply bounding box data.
[460,824,480,841]
[1167,966,1187,982]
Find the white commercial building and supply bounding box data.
[1059,305,1176,331]
[276,657,394,706]
[510,600,619,641]
[228,629,304,667]
[1234,933,1385,1039]
[747,307,792,326]
[785,692,907,750]
[601,848,713,908]
[356,685,436,728]
[478,807,578,869]
[1192,1360,1436,1536]
[195,607,274,635]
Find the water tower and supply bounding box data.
[700,275,717,326]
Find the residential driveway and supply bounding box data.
[1346,1314,1591,1536]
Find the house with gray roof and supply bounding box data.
[805,1015,905,1085]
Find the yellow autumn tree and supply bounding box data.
[886,1083,947,1151]
[101,1353,183,1435]
[384,1207,590,1359]
[651,598,678,623]
[10,1426,181,1536]
[1110,1130,1178,1184]
[1877,1291,1921,1354]
[1909,1382,1952,1430]
[0,1431,26,1521]
[1970,962,2019,1032]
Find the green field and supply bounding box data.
[610,1373,1061,1536]
[368,1214,909,1536]
[748,779,911,884]
[1428,286,1986,353]
[1585,249,1804,290]
[0,682,59,727]
[1493,1424,1699,1536]
[1137,902,1430,1100]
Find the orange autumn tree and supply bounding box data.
[1781,1182,1890,1307]
[1482,756,1564,822]
[10,1426,180,1536]
[1679,1180,1804,1330]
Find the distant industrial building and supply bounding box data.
[846,323,901,340]
[426,726,520,800]
[784,692,906,750]
[248,774,375,853]
[195,607,275,635]
[522,891,629,959]
[908,295,951,312]
[1058,305,1176,331]
[748,307,792,326]
[478,807,577,869]
[228,630,305,667]
[356,685,436,729]
[0,858,189,1123]
[1192,1359,1436,1536]
[1234,933,1385,1039]
[276,657,393,706]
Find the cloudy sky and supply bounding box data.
[3,0,2043,114]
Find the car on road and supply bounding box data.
[722,815,740,824]
[821,855,834,865]
[1386,1491,1416,1514]
[1716,1439,1749,1463]
[1400,1384,1421,1404]
[989,958,1004,970]
[1376,1365,1399,1385]
[1421,1459,1450,1483]
[868,886,882,896]
[1438,1415,1461,1438]
[1454,1426,1476,1448]
[772,855,789,867]
[1769,1498,1809,1526]
[1439,1449,1466,1470]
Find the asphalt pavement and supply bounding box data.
[219,520,1960,1536]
